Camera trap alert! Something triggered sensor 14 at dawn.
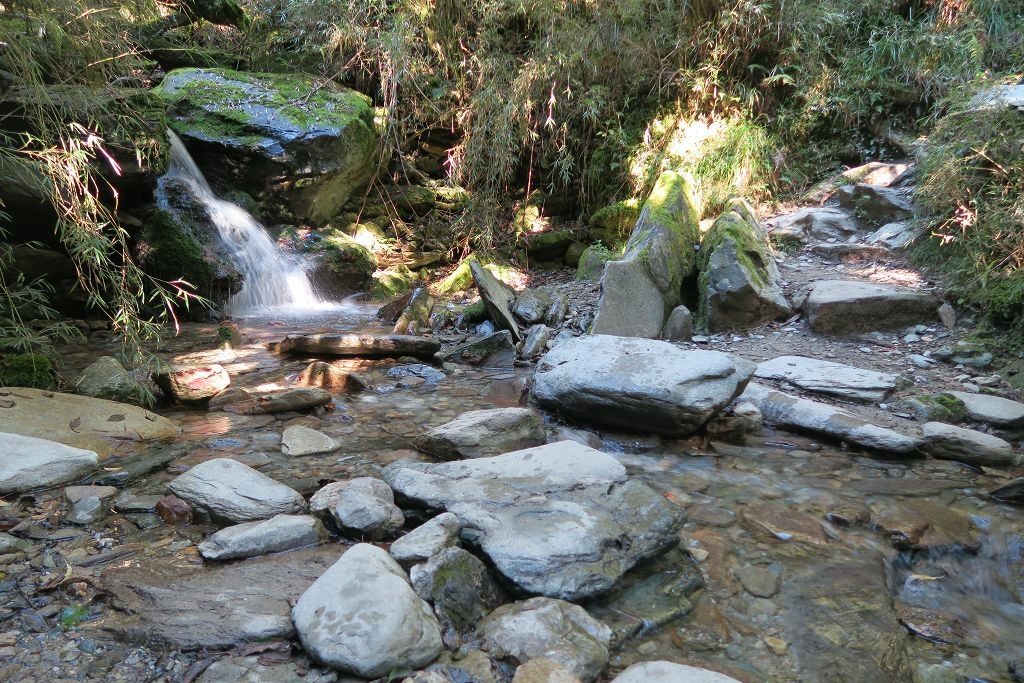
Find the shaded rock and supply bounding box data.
[156,494,193,524]
[989,478,1024,505]
[411,546,507,641]
[705,401,763,443]
[921,422,1017,467]
[390,512,462,565]
[836,184,914,227]
[933,343,993,369]
[479,598,611,682]
[296,361,354,391]
[384,441,685,600]
[521,324,551,359]
[102,546,339,648]
[575,245,617,282]
[899,393,967,423]
[378,288,417,322]
[588,199,641,245]
[0,433,99,495]
[592,171,700,338]
[755,355,903,402]
[153,364,230,404]
[946,391,1024,429]
[660,305,693,341]
[219,388,332,415]
[741,383,921,453]
[168,458,306,524]
[276,333,441,359]
[800,280,939,334]
[394,287,436,335]
[865,221,926,250]
[292,543,442,678]
[740,502,827,547]
[309,477,404,540]
[937,302,956,329]
[74,356,150,406]
[65,485,117,525]
[697,199,791,331]
[513,288,554,326]
[533,335,754,437]
[415,408,546,460]
[440,331,516,368]
[198,514,328,561]
[610,661,740,683]
[0,387,178,456]
[544,293,569,327]
[471,260,522,342]
[282,425,340,456]
[769,207,858,244]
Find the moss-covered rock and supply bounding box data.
[155,68,377,224]
[307,231,377,297]
[696,198,791,332]
[371,265,419,299]
[589,198,641,246]
[575,244,618,281]
[0,353,55,389]
[902,393,968,423]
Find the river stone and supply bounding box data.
[610,661,741,683]
[842,161,912,187]
[740,502,828,546]
[800,280,939,334]
[101,545,338,649]
[296,361,353,391]
[513,658,582,683]
[414,408,546,459]
[471,260,522,341]
[532,335,754,437]
[521,324,551,359]
[309,477,404,540]
[440,331,517,368]
[513,288,554,326]
[989,478,1024,505]
[390,512,461,565]
[383,441,685,600]
[281,425,340,456]
[74,356,149,406]
[754,355,902,402]
[945,391,1024,429]
[196,656,336,683]
[660,305,693,341]
[275,333,441,359]
[0,433,99,495]
[156,68,376,224]
[292,543,442,677]
[0,387,178,455]
[219,388,332,415]
[768,207,859,244]
[478,597,611,682]
[836,183,914,226]
[394,287,436,335]
[411,546,507,641]
[153,364,230,404]
[592,171,700,338]
[921,422,1017,467]
[698,199,791,332]
[168,458,306,524]
[198,514,328,561]
[740,382,922,453]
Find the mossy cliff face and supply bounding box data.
[154,68,377,224]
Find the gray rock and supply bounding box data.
[0,433,99,495]
[937,302,956,329]
[196,655,337,683]
[922,422,1018,466]
[68,496,107,525]
[389,512,461,565]
[532,335,755,437]
[440,331,517,368]
[276,334,441,359]
[198,514,328,561]
[698,199,791,331]
[168,458,306,524]
[933,344,992,369]
[705,401,763,443]
[946,391,1024,429]
[153,364,231,404]
[513,289,555,326]
[734,565,781,598]
[842,162,912,187]
[384,441,685,600]
[660,305,693,341]
[309,477,404,540]
[415,408,546,459]
[513,659,582,683]
[394,288,435,335]
[282,425,340,456]
[472,260,522,341]
[741,383,922,454]
[544,292,569,326]
[989,478,1024,505]
[292,543,442,678]
[769,207,859,244]
[478,597,611,682]
[521,324,551,359]
[810,242,891,260]
[74,356,149,406]
[411,546,506,640]
[0,532,30,554]
[865,221,926,250]
[755,355,903,402]
[800,280,939,334]
[592,171,700,338]
[836,184,914,226]
[610,662,740,683]
[968,84,1024,111]
[217,388,333,415]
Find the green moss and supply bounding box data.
[575,243,619,281]
[0,353,55,389]
[915,393,969,423]
[589,199,641,245]
[371,265,419,299]
[138,210,215,292]
[436,257,477,295]
[460,300,488,323]
[313,231,377,278]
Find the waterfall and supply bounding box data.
[157,130,323,316]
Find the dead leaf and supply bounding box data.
[106,414,125,422]
[0,400,13,409]
[69,417,82,432]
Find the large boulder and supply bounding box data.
[0,433,99,495]
[155,68,377,224]
[697,199,791,331]
[292,543,443,677]
[532,335,754,437]
[799,280,940,334]
[592,171,700,338]
[414,408,546,459]
[384,441,685,600]
[168,458,307,524]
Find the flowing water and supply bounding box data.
[157,131,324,316]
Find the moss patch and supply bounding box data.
[136,210,216,294]
[575,243,619,281]
[589,198,641,245]
[371,265,419,299]
[0,353,55,389]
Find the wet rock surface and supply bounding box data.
[414,407,546,459]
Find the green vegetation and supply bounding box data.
[0,352,56,389]
[575,243,619,281]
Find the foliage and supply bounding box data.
[0,352,56,389]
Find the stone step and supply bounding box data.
[797,280,939,334]
[754,355,904,402]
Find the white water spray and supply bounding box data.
[158,130,323,316]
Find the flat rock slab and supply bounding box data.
[946,391,1024,429]
[218,388,332,415]
[741,383,921,454]
[801,280,939,334]
[533,335,754,437]
[274,334,441,359]
[0,433,99,495]
[99,546,339,649]
[168,458,306,524]
[471,260,522,341]
[198,514,328,561]
[755,355,902,402]
[384,441,685,600]
[0,387,178,456]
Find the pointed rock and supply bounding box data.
[471,260,521,341]
[168,458,306,524]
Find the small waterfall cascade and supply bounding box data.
[157,130,322,316]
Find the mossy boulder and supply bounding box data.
[307,231,377,297]
[0,353,55,389]
[435,256,518,296]
[697,198,791,332]
[591,171,700,338]
[901,393,968,423]
[589,199,641,246]
[155,68,377,224]
[371,265,419,299]
[575,244,618,281]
